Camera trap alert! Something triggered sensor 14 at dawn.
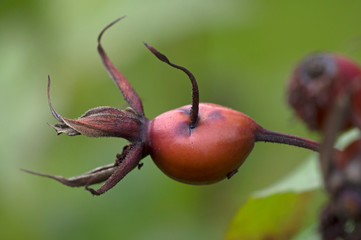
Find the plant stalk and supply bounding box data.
[255,128,320,152]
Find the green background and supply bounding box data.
[2,0,361,239]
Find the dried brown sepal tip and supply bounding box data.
[143,42,199,129]
[23,142,145,195]
[21,164,117,187]
[21,144,139,190]
[47,76,79,136]
[21,144,138,190]
[47,122,80,136]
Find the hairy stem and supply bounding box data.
[255,128,320,152]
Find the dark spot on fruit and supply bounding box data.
[175,121,191,137]
[178,107,191,115]
[208,111,225,119]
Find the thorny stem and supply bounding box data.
[255,128,320,152]
[143,42,199,129]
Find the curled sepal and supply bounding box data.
[47,76,143,141]
[48,122,80,136]
[22,163,117,187]
[97,17,144,116]
[22,143,145,195]
[51,106,142,141]
[86,143,145,195]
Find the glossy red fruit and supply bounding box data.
[288,53,361,131]
[148,103,259,184]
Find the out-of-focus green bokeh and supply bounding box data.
[2,1,361,239]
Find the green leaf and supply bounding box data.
[225,191,314,240]
[254,155,322,198]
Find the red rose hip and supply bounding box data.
[24,18,321,195]
[149,103,259,184]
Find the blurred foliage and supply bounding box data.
[2,0,361,239]
[226,191,317,240]
[226,153,322,240]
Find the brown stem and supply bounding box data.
[255,128,320,152]
[143,42,199,128]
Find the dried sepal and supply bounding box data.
[47,122,80,136]
[86,143,145,195]
[97,17,144,116]
[22,143,144,195]
[47,76,143,141]
[59,107,142,140]
[25,18,151,196]
[22,163,117,187]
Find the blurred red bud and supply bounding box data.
[288,53,361,131]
